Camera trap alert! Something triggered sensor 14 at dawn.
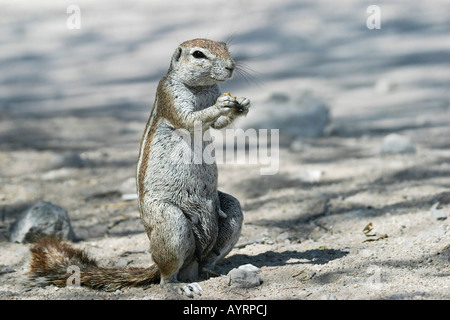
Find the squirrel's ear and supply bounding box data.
[172,47,182,64]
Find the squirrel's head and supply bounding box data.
[169,38,235,87]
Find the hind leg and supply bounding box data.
[144,202,204,297]
[142,201,200,295]
[203,191,243,268]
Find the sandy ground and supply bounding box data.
[1,0,450,300]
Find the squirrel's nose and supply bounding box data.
[225,62,235,75]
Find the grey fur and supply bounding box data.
[136,39,250,293]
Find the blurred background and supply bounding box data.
[1,0,449,239]
[1,0,449,149]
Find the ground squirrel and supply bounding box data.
[28,39,251,297]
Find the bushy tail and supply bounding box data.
[29,236,160,291]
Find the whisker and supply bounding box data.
[234,62,262,88]
[224,34,263,88]
[236,61,262,76]
[225,32,238,48]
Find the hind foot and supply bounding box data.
[162,282,203,298]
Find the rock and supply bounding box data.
[380,133,415,154]
[9,201,76,243]
[430,203,447,221]
[238,264,260,273]
[228,264,262,289]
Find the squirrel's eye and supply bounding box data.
[192,51,207,59]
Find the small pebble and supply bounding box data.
[228,265,262,289]
[238,264,260,273]
[9,201,76,243]
[380,133,415,155]
[430,203,447,221]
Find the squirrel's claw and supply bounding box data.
[167,282,203,298]
[172,282,203,298]
[183,282,203,297]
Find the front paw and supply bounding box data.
[216,94,239,115]
[235,97,251,116]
